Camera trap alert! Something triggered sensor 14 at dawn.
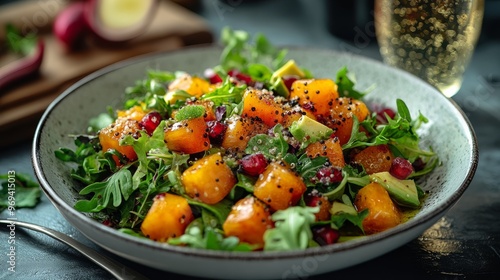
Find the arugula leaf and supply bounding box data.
[201,76,246,106]
[219,26,287,73]
[295,153,329,185]
[186,198,233,227]
[168,218,254,251]
[263,206,318,251]
[75,166,133,212]
[0,172,41,211]
[336,67,370,99]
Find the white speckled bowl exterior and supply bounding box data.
[32,46,478,280]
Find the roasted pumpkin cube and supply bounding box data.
[305,137,345,168]
[242,88,283,127]
[140,193,194,242]
[223,196,274,248]
[168,73,213,98]
[290,79,339,118]
[322,97,370,145]
[116,105,146,122]
[351,144,394,174]
[164,116,210,154]
[253,161,307,211]
[181,153,236,204]
[221,116,269,153]
[98,118,141,164]
[354,182,401,234]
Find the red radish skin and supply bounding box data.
[83,0,158,43]
[53,2,88,51]
[0,39,45,91]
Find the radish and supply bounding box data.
[53,0,157,51]
[53,1,88,50]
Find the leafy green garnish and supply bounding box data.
[174,105,205,121]
[264,206,318,251]
[0,172,41,212]
[201,76,246,106]
[5,23,38,56]
[245,124,288,160]
[220,27,287,72]
[330,195,368,233]
[168,218,255,251]
[335,66,370,99]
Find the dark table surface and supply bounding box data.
[1,0,500,279]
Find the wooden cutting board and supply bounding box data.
[0,0,213,148]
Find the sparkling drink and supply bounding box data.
[375,0,484,97]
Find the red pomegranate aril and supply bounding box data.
[390,157,414,179]
[204,68,223,84]
[412,157,426,172]
[283,75,299,91]
[228,69,253,85]
[207,120,227,142]
[240,153,268,176]
[312,226,340,246]
[304,189,323,207]
[314,166,343,185]
[376,108,396,124]
[139,111,162,135]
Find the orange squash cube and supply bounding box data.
[253,161,307,211]
[242,88,283,127]
[140,193,194,242]
[323,97,370,145]
[168,74,213,98]
[181,153,236,204]
[290,79,339,118]
[221,116,269,153]
[223,196,274,248]
[116,105,146,122]
[98,118,141,164]
[164,116,210,154]
[354,182,401,234]
[280,105,316,128]
[351,144,394,174]
[305,137,345,168]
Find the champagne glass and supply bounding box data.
[374,0,484,97]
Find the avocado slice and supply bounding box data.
[270,60,306,97]
[330,201,358,216]
[273,60,306,78]
[369,171,420,208]
[289,115,333,144]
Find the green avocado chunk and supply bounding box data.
[270,60,306,97]
[289,115,333,144]
[369,171,420,208]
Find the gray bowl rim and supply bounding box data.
[32,44,479,260]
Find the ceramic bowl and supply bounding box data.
[32,46,478,280]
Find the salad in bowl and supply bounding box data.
[54,27,439,252]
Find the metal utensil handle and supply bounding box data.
[0,219,149,280]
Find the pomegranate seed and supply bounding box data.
[313,166,343,185]
[204,68,223,84]
[312,226,340,246]
[102,220,113,227]
[283,75,299,91]
[228,69,253,85]
[390,157,414,179]
[139,111,162,135]
[412,157,426,172]
[304,189,323,207]
[375,107,396,124]
[207,120,227,143]
[240,153,268,176]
